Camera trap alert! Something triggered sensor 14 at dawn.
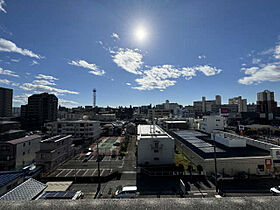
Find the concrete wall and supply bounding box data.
[138,137,174,166]
[15,136,41,170]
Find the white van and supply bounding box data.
[114,186,137,198]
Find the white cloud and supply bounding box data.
[252,58,261,64]
[0,0,6,13]
[31,60,39,65]
[238,62,280,85]
[33,80,56,86]
[20,83,79,95]
[59,98,79,106]
[132,65,221,90]
[0,78,10,85]
[275,44,280,59]
[69,60,105,76]
[0,38,43,59]
[111,33,120,40]
[126,82,131,86]
[11,58,20,62]
[35,74,58,81]
[0,67,19,77]
[198,55,206,59]
[13,94,31,104]
[111,48,143,75]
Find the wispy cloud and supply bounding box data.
[0,78,19,86]
[11,58,20,63]
[69,60,105,76]
[59,98,79,106]
[0,38,43,59]
[239,41,280,85]
[111,48,143,75]
[198,55,206,59]
[20,83,79,95]
[0,0,6,13]
[111,33,120,40]
[35,74,58,81]
[31,60,39,65]
[33,80,56,86]
[13,94,31,104]
[126,82,131,86]
[0,67,19,77]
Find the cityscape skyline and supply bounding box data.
[0,0,280,107]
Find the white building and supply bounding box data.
[0,135,41,170]
[45,120,101,141]
[137,125,174,166]
[199,115,226,134]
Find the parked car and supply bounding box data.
[114,186,137,198]
[270,186,280,195]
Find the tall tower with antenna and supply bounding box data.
[93,89,96,108]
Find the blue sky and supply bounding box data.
[0,0,280,107]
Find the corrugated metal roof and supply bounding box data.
[0,171,24,188]
[0,178,47,200]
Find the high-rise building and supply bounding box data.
[0,87,13,117]
[21,93,58,130]
[193,95,221,114]
[228,96,247,112]
[257,90,277,120]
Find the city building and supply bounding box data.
[257,90,277,120]
[193,95,221,115]
[0,121,25,141]
[199,115,226,134]
[0,135,41,171]
[170,130,280,176]
[36,135,74,172]
[148,109,171,119]
[21,93,58,131]
[228,96,247,112]
[0,87,12,117]
[12,107,21,117]
[247,103,257,112]
[44,120,101,141]
[137,125,174,166]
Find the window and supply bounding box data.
[29,141,31,145]
[154,150,159,153]
[154,157,159,161]
[23,143,25,147]
[258,165,264,172]
[22,152,25,156]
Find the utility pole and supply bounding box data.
[213,133,218,193]
[96,140,101,198]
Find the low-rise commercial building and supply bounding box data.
[170,130,280,176]
[0,135,41,171]
[45,120,101,141]
[36,135,74,172]
[137,125,174,166]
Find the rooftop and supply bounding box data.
[170,130,270,159]
[137,125,166,136]
[6,135,41,145]
[41,135,72,143]
[0,171,24,188]
[0,178,47,201]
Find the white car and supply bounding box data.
[114,186,137,198]
[270,186,280,195]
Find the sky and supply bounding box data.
[0,0,280,108]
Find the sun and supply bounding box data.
[135,26,147,41]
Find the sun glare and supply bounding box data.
[135,27,147,41]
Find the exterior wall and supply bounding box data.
[45,121,101,140]
[138,137,174,165]
[0,143,16,170]
[0,87,12,117]
[36,135,74,172]
[200,116,226,134]
[15,136,41,169]
[212,132,246,147]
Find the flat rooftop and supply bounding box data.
[170,130,270,159]
[137,125,166,136]
[6,135,41,145]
